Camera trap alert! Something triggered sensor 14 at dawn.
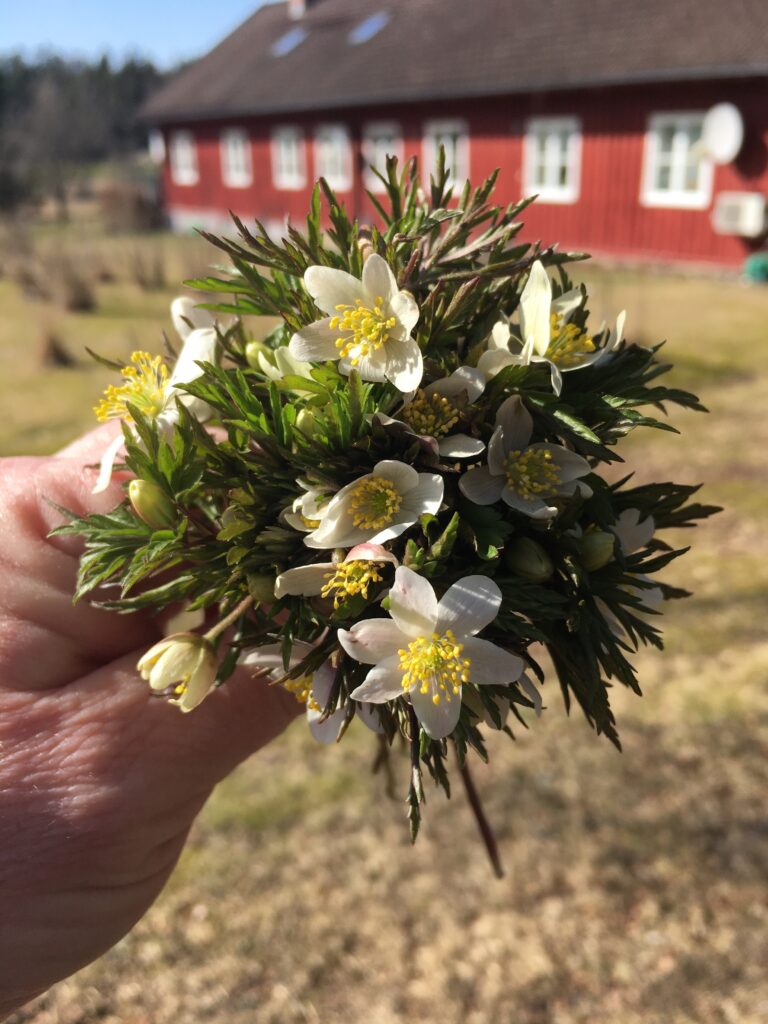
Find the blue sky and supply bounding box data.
[2,0,273,68]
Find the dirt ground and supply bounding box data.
[3,230,768,1023]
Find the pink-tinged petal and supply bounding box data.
[462,636,523,685]
[91,433,126,494]
[346,543,399,566]
[410,685,462,738]
[437,434,485,458]
[436,575,502,636]
[373,459,419,493]
[304,265,364,314]
[400,472,443,515]
[530,443,590,482]
[338,619,406,665]
[496,395,533,449]
[389,565,438,638]
[274,563,333,598]
[385,337,423,393]
[307,705,346,744]
[427,365,485,403]
[388,289,420,334]
[339,344,389,382]
[519,260,552,358]
[487,425,506,476]
[362,253,398,305]
[350,656,404,702]
[459,466,505,506]
[501,486,557,520]
[289,317,341,362]
[171,296,215,341]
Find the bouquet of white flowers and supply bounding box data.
[58,156,717,869]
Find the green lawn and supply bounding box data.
[6,228,768,1024]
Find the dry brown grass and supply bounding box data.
[4,237,768,1023]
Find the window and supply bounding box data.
[314,124,352,190]
[641,113,713,209]
[271,126,306,190]
[523,117,581,203]
[271,26,308,57]
[169,130,198,186]
[148,129,165,165]
[220,128,252,188]
[362,122,403,191]
[348,11,390,44]
[422,120,469,187]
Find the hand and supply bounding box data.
[0,426,299,1018]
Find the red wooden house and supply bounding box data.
[141,0,768,268]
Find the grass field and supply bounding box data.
[4,224,768,1024]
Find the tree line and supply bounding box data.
[0,55,169,213]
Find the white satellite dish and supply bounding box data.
[702,103,744,164]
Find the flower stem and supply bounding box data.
[204,595,254,643]
[457,753,504,880]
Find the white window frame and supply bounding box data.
[641,112,713,210]
[314,124,353,191]
[271,126,306,190]
[220,127,252,189]
[362,121,403,192]
[523,117,582,204]
[169,130,198,187]
[422,119,469,187]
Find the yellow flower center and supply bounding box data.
[282,674,321,711]
[320,559,386,609]
[403,390,460,438]
[329,296,397,364]
[398,629,471,705]
[503,447,562,500]
[94,350,169,423]
[547,313,595,368]
[349,476,403,530]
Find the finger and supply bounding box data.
[55,422,123,462]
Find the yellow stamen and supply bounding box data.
[94,351,169,423]
[547,312,595,368]
[348,476,402,531]
[282,674,320,711]
[403,390,460,438]
[398,629,471,705]
[332,295,397,364]
[300,514,322,529]
[503,447,562,500]
[320,559,386,609]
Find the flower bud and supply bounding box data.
[128,479,176,530]
[247,572,277,604]
[137,633,217,713]
[296,407,321,439]
[578,530,616,571]
[504,537,554,582]
[245,340,270,368]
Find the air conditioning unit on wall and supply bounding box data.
[712,192,767,238]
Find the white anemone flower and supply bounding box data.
[170,295,216,341]
[275,543,398,607]
[288,254,422,391]
[459,395,591,520]
[256,345,316,392]
[92,299,218,493]
[611,507,655,555]
[339,566,524,739]
[304,459,443,550]
[241,641,380,743]
[137,633,217,713]
[281,486,331,532]
[478,261,626,396]
[377,366,486,459]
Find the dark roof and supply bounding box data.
[141,0,768,122]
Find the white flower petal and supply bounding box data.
[356,700,384,733]
[411,685,462,738]
[362,253,398,305]
[531,443,590,482]
[519,260,552,358]
[388,289,420,334]
[385,337,423,393]
[350,655,404,701]
[289,317,341,362]
[458,466,505,505]
[338,619,406,665]
[427,365,485,404]
[400,472,443,516]
[274,563,333,598]
[462,636,523,685]
[171,296,215,341]
[168,327,217,395]
[501,486,557,520]
[487,424,507,476]
[477,348,517,378]
[495,395,533,450]
[373,459,419,494]
[308,705,346,744]
[612,508,655,555]
[91,432,126,494]
[489,319,511,350]
[552,287,584,321]
[339,345,389,382]
[518,671,543,716]
[436,575,502,636]
[437,434,485,458]
[304,265,364,314]
[389,566,438,637]
[547,359,564,396]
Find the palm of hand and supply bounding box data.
[0,428,298,1017]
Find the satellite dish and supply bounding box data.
[702,103,744,164]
